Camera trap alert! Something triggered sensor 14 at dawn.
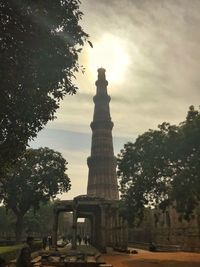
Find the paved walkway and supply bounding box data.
[103,249,200,267]
[58,244,100,255]
[35,245,200,267]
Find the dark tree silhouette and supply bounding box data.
[117,106,200,225]
[0,0,89,177]
[0,147,71,242]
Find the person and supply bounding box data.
[149,241,157,252]
[16,236,34,267]
[42,236,47,250]
[77,235,82,245]
[87,235,90,245]
[84,236,88,245]
[48,235,52,249]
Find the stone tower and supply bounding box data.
[87,68,119,200]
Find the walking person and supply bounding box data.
[48,235,52,249]
[42,236,47,250]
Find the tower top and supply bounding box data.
[97,68,106,79]
[96,68,108,87]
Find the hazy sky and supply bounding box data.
[31,0,200,199]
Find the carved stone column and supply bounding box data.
[52,211,59,250]
[110,211,115,247]
[89,216,94,245]
[71,208,77,250]
[119,216,123,248]
[113,211,118,247]
[123,219,128,249]
[107,211,112,245]
[116,210,120,247]
[100,205,106,251]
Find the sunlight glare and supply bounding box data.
[88,34,130,84]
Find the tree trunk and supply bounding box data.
[15,214,24,243]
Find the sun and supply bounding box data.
[87,34,130,84]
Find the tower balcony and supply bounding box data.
[87,155,117,167]
[90,121,114,130]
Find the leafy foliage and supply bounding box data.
[117,106,200,225]
[23,201,57,236]
[0,147,71,241]
[0,0,88,175]
[0,206,15,238]
[171,106,200,218]
[0,201,63,239]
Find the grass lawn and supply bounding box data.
[0,245,23,262]
[0,241,42,262]
[0,245,22,254]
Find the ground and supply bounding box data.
[28,244,200,267]
[103,249,200,267]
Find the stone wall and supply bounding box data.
[128,207,200,251]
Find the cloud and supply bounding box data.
[80,0,200,132]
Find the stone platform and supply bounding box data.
[33,245,105,267]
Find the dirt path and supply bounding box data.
[103,249,200,267]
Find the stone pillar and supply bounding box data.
[121,218,125,248]
[115,210,120,247]
[119,216,123,248]
[100,205,106,251]
[71,208,77,250]
[113,212,117,247]
[107,212,112,245]
[123,219,128,249]
[52,211,59,250]
[89,216,94,245]
[110,213,114,247]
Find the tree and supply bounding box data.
[117,128,173,225]
[170,106,200,219]
[0,0,89,176]
[0,147,71,242]
[24,201,55,237]
[0,206,15,238]
[117,106,200,225]
[24,200,70,237]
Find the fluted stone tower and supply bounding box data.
[87,68,119,200]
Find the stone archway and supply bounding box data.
[52,195,128,252]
